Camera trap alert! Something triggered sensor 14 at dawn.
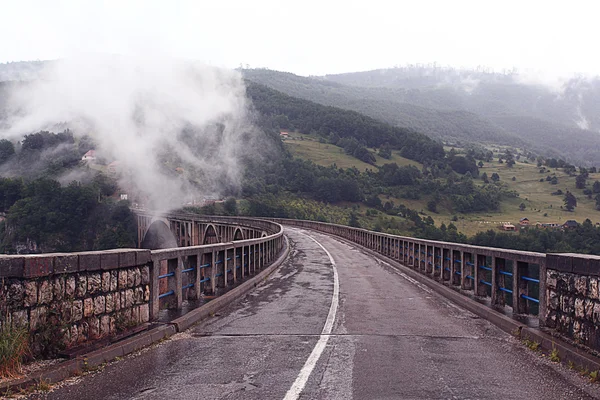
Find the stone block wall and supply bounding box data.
[545,253,600,351]
[0,249,151,355]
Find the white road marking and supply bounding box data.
[283,231,340,400]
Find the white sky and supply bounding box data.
[1,0,598,77]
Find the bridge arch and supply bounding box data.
[203,224,220,244]
[141,219,178,249]
[233,228,244,241]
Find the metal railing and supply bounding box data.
[148,217,285,320]
[272,219,545,321]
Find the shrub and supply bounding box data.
[0,324,30,378]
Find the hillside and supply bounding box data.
[243,68,600,165]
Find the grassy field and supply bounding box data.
[427,159,600,236]
[283,132,422,171]
[285,133,600,235]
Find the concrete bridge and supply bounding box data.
[2,215,600,398]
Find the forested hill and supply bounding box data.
[243,68,600,166]
[245,81,445,164]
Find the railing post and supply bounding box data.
[538,258,547,327]
[514,260,528,314]
[211,250,217,294]
[150,259,160,320]
[450,250,459,286]
[491,256,503,306]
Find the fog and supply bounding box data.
[1,55,258,211]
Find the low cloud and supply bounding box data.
[1,55,260,211]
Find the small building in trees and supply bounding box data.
[563,220,578,229]
[81,149,96,163]
[502,223,516,231]
[280,131,289,140]
[519,217,530,226]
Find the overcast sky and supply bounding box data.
[1,0,598,78]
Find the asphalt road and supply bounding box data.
[35,227,600,399]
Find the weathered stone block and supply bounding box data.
[88,316,100,339]
[54,254,78,274]
[72,300,83,321]
[100,252,119,270]
[100,315,110,336]
[127,269,135,288]
[134,287,144,304]
[575,276,588,296]
[78,321,89,343]
[53,276,65,301]
[125,289,134,308]
[140,304,149,323]
[136,250,152,265]
[131,306,139,324]
[585,299,595,319]
[84,298,94,318]
[70,325,79,345]
[575,298,585,318]
[93,295,105,315]
[118,270,128,290]
[134,268,141,287]
[24,256,53,278]
[144,285,150,302]
[65,276,76,298]
[120,290,127,309]
[88,273,101,295]
[101,271,111,292]
[105,293,114,313]
[590,278,599,300]
[11,310,28,328]
[117,251,136,268]
[109,316,116,334]
[113,292,121,311]
[594,302,600,324]
[546,271,558,290]
[38,280,53,304]
[30,306,47,330]
[141,266,150,285]
[0,256,24,278]
[8,281,25,307]
[61,300,72,322]
[110,271,118,291]
[78,252,101,271]
[76,275,87,297]
[547,289,559,310]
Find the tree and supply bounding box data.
[481,172,489,183]
[478,161,484,168]
[564,191,577,211]
[378,143,392,159]
[593,180,600,194]
[427,199,438,213]
[0,140,15,165]
[348,212,360,227]
[576,174,587,189]
[519,203,526,211]
[506,158,515,168]
[224,197,238,215]
[491,173,500,182]
[595,194,600,211]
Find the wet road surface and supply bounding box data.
[35,227,600,399]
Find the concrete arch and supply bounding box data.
[233,228,244,241]
[203,224,220,245]
[141,219,178,249]
[261,231,268,238]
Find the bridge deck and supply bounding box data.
[41,227,599,399]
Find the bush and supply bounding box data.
[0,324,30,378]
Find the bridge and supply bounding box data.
[1,214,600,398]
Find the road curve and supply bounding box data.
[35,227,600,399]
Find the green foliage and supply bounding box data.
[224,197,238,215]
[564,191,577,212]
[0,140,15,165]
[0,178,136,253]
[245,81,445,164]
[0,324,30,378]
[549,346,560,363]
